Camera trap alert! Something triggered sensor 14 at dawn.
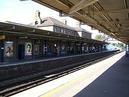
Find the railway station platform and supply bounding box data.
[11,51,128,97]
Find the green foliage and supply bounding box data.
[111,43,126,50]
[95,35,106,41]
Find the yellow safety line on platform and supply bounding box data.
[39,81,72,97]
[39,71,87,97]
[39,52,125,97]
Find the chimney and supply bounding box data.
[61,19,67,25]
[76,21,81,27]
[64,20,67,25]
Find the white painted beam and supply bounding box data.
[69,0,98,14]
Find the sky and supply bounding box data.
[0,0,77,25]
[0,0,105,38]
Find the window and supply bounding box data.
[34,45,39,55]
[54,26,61,33]
[61,28,64,33]
[63,29,66,34]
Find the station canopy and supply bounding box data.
[33,0,129,43]
[0,22,106,44]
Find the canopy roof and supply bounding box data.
[33,0,129,43]
[0,22,107,44]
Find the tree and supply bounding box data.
[95,34,106,41]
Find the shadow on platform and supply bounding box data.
[74,55,129,97]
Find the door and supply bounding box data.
[18,44,24,60]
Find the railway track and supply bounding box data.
[0,51,119,97]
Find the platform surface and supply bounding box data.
[75,52,129,97]
[11,52,126,97]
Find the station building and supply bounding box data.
[74,27,91,39]
[0,18,106,64]
[36,17,80,37]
